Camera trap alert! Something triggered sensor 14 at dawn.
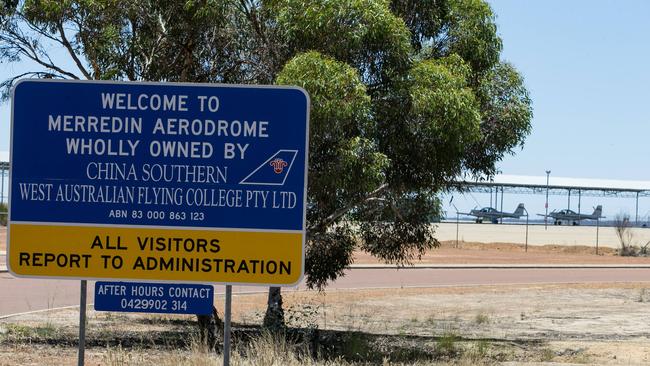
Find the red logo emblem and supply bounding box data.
[270,158,288,174]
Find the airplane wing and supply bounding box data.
[577,215,606,220]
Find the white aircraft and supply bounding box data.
[459,203,526,224]
[537,205,604,225]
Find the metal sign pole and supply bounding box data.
[1,168,5,203]
[596,218,600,255]
[78,280,87,366]
[455,211,459,248]
[223,285,232,366]
[525,213,529,252]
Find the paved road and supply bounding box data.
[3,268,650,317]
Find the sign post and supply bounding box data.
[78,280,87,366]
[9,80,310,360]
[223,285,232,366]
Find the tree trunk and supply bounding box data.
[263,286,285,332]
[197,305,223,350]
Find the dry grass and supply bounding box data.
[100,332,497,366]
[5,284,650,365]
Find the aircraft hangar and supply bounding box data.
[455,174,650,226]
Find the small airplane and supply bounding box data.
[537,205,604,226]
[459,203,526,224]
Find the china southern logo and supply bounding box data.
[240,150,298,186]
[270,158,288,174]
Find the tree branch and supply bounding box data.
[57,21,92,79]
[1,31,80,79]
[0,71,64,100]
[2,71,64,88]
[313,183,390,232]
[21,17,65,46]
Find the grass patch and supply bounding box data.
[474,313,490,325]
[539,347,555,362]
[3,323,61,341]
[637,288,649,302]
[99,331,505,366]
[0,320,547,366]
[436,330,459,357]
[568,352,593,364]
[340,332,372,361]
[465,340,490,360]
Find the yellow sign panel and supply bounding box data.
[9,223,303,285]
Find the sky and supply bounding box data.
[451,0,650,219]
[0,1,649,218]
[488,0,650,180]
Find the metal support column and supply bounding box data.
[634,192,639,226]
[524,209,529,252]
[578,190,581,215]
[500,186,504,224]
[1,168,5,204]
[567,188,571,210]
[596,218,600,255]
[455,211,460,248]
[545,170,551,230]
[489,187,492,208]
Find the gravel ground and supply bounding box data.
[3,284,650,365]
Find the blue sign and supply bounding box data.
[10,80,308,230]
[94,281,214,314]
[9,79,309,285]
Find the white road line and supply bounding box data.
[4,264,650,274]
[0,304,88,320]
[0,289,286,319]
[349,264,650,269]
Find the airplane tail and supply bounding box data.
[592,205,603,218]
[513,203,525,217]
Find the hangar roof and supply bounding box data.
[492,175,650,192]
[461,174,650,196]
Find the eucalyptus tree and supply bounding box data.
[1,0,532,338]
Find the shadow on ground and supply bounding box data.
[1,319,547,365]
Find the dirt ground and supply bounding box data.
[3,283,650,365]
[353,240,650,265]
[3,224,650,364]
[435,222,650,249]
